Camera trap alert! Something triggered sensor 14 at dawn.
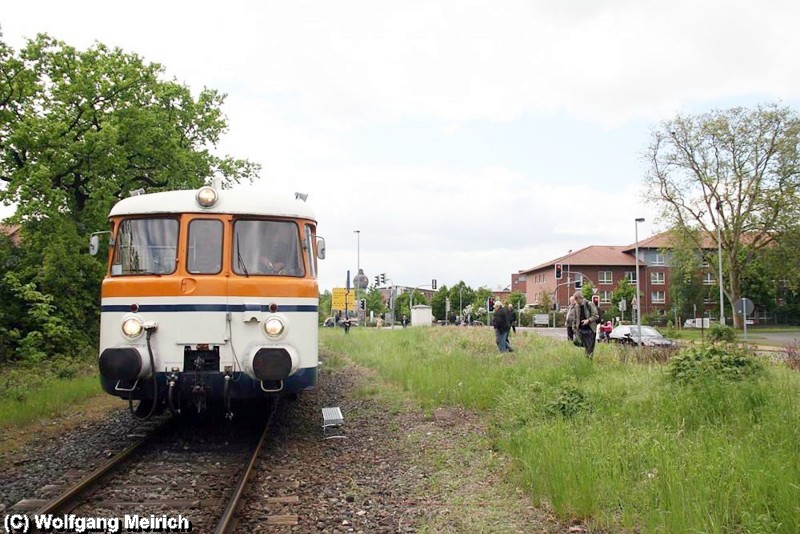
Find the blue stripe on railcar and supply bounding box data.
[101,304,319,313]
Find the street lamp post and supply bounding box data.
[354,230,360,273]
[635,218,645,347]
[716,203,725,326]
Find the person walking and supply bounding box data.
[507,303,517,334]
[569,291,599,357]
[565,295,576,342]
[492,300,512,352]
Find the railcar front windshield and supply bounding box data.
[232,220,304,276]
[111,218,179,275]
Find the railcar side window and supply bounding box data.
[111,218,178,275]
[232,220,304,276]
[187,219,223,274]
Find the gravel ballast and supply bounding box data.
[0,355,566,532]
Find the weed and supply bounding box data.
[668,344,763,384]
[783,339,800,371]
[545,383,591,418]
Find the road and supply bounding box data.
[520,326,800,350]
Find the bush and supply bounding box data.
[707,323,736,343]
[668,344,763,384]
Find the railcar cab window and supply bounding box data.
[111,218,178,275]
[187,219,223,274]
[232,220,304,276]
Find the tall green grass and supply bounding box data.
[321,327,800,533]
[0,374,104,427]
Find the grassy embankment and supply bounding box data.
[321,327,800,533]
[0,359,102,428]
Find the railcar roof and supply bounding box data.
[109,189,317,221]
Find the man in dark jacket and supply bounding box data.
[492,301,512,352]
[507,303,517,334]
[569,291,599,358]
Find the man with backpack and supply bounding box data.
[568,291,599,358]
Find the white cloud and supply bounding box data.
[1,0,798,292]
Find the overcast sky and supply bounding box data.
[3,1,800,292]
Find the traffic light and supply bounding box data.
[374,275,380,286]
[554,263,562,280]
[432,278,437,290]
[380,273,386,284]
[359,299,366,310]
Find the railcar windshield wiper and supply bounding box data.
[236,234,249,277]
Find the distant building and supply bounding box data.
[514,231,723,321]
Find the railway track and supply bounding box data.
[10,402,281,533]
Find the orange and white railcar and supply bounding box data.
[92,185,325,416]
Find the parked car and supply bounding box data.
[609,325,675,347]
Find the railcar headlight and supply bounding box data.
[196,186,219,208]
[121,317,144,339]
[262,317,285,338]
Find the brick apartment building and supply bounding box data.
[515,232,707,319]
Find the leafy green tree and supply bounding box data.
[318,290,332,324]
[507,290,526,310]
[365,286,385,317]
[431,285,449,321]
[447,281,474,317]
[473,287,493,309]
[664,230,707,321]
[612,278,636,323]
[0,34,258,361]
[539,292,553,314]
[644,103,800,328]
[581,280,595,300]
[1,34,258,230]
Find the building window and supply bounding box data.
[652,253,666,266]
[600,290,612,304]
[651,272,665,285]
[598,271,612,284]
[625,271,637,283]
[703,272,715,285]
[652,291,666,304]
[574,274,583,289]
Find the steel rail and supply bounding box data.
[32,420,166,518]
[214,400,278,534]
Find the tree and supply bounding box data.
[507,290,526,310]
[612,278,635,323]
[447,281,474,317]
[365,286,385,317]
[431,285,449,321]
[0,34,258,361]
[644,103,800,328]
[1,34,259,231]
[318,290,332,324]
[664,231,708,322]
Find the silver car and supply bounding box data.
[609,325,675,347]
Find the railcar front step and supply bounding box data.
[321,406,345,439]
